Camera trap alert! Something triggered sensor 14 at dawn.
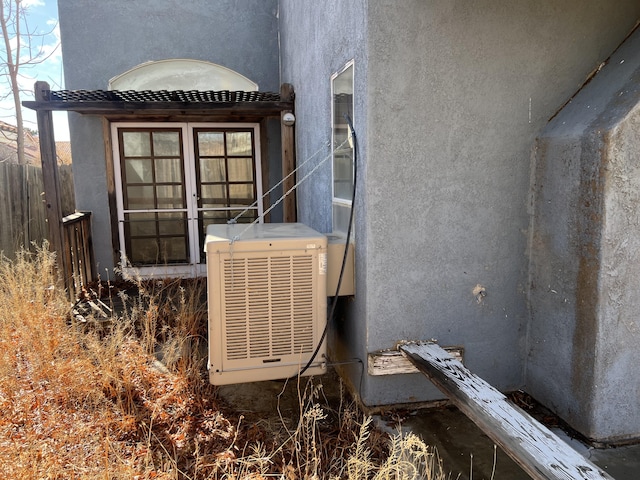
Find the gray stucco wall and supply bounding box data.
[278,0,371,399]
[281,1,640,407]
[529,29,640,443]
[58,0,281,274]
[366,2,640,407]
[363,1,640,407]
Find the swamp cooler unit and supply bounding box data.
[205,223,328,385]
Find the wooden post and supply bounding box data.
[280,83,297,222]
[34,82,66,280]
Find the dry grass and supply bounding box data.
[0,246,450,479]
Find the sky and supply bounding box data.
[0,0,69,140]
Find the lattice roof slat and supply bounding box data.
[48,89,281,103]
[23,88,291,116]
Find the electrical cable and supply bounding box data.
[293,113,358,379]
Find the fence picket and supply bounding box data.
[0,162,75,259]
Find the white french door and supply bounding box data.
[112,122,263,277]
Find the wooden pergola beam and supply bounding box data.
[21,101,294,116]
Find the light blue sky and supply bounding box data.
[1,0,69,140]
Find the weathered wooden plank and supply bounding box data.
[259,120,271,223]
[26,165,48,249]
[18,162,28,250]
[101,117,120,265]
[35,81,65,269]
[58,164,76,216]
[368,346,464,376]
[61,212,95,298]
[0,163,15,258]
[80,216,95,284]
[399,342,613,480]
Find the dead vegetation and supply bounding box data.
[0,246,450,479]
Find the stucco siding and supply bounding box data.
[283,0,640,406]
[59,0,280,92]
[278,0,372,400]
[362,1,640,406]
[530,28,640,441]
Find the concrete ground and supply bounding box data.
[217,368,640,479]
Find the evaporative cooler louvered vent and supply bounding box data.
[205,223,327,385]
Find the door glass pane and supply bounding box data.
[153,131,181,156]
[157,212,187,235]
[228,157,253,182]
[198,132,225,156]
[126,212,156,236]
[129,238,188,265]
[156,185,184,208]
[226,132,252,155]
[126,212,188,265]
[129,238,159,264]
[229,184,254,203]
[126,185,155,209]
[200,157,226,182]
[155,157,182,183]
[159,237,188,263]
[201,210,230,226]
[200,184,227,206]
[122,131,151,157]
[125,158,153,183]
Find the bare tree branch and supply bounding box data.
[0,0,59,164]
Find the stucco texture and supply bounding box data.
[529,28,640,442]
[281,0,640,408]
[365,1,640,407]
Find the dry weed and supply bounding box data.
[0,246,452,479]
[0,248,245,478]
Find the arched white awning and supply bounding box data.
[108,59,259,91]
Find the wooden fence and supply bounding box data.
[0,162,75,259]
